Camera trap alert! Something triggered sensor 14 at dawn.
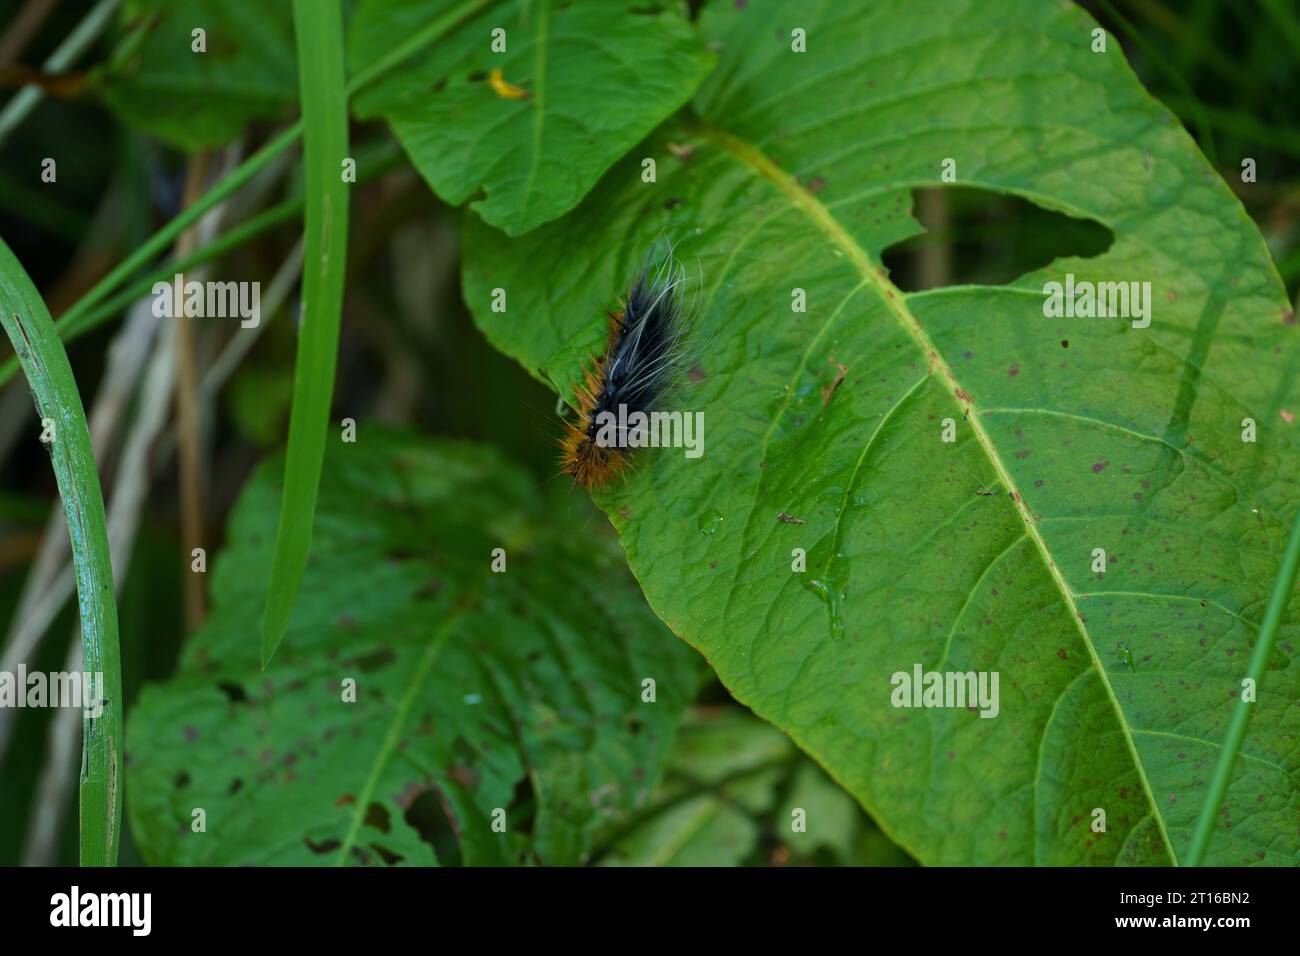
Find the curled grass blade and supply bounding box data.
[0,237,122,866]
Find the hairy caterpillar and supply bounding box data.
[560,253,692,488]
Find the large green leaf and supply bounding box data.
[126,431,700,865]
[350,0,714,234]
[463,0,1300,864]
[96,0,297,150]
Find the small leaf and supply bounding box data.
[350,0,714,234]
[96,0,297,150]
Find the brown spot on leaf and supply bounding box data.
[448,763,480,792]
[821,357,847,406]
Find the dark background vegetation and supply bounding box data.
[0,0,1295,865]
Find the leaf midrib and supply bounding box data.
[692,118,1179,866]
[516,0,552,223]
[334,603,467,865]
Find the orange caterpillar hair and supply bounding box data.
[560,311,631,488]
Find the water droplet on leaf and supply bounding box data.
[804,555,848,640]
[698,509,724,535]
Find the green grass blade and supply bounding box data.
[0,122,303,389]
[14,137,407,355]
[0,237,122,866]
[260,0,351,668]
[0,0,120,149]
[59,200,302,343]
[1184,508,1300,865]
[0,0,492,390]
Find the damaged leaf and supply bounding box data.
[126,431,699,865]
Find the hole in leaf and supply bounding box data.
[354,647,396,673]
[364,801,391,834]
[370,843,404,865]
[216,681,248,703]
[506,776,537,837]
[304,836,341,854]
[403,787,462,866]
[881,186,1113,293]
